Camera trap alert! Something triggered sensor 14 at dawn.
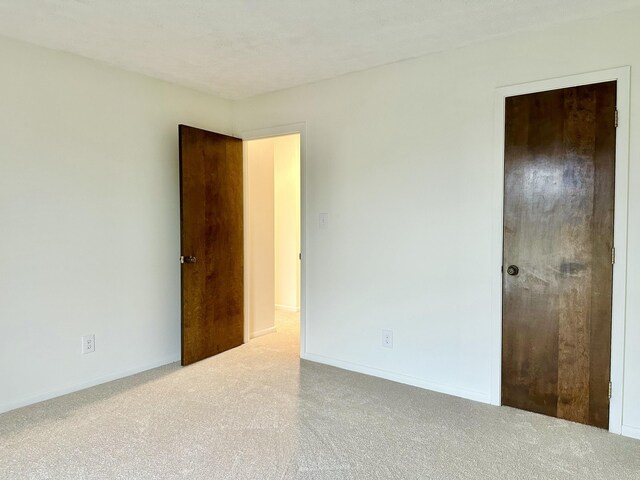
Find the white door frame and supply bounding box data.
[240,122,307,356]
[490,67,631,434]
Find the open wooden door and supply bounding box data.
[502,82,616,428]
[179,125,244,366]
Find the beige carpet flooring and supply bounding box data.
[1,310,639,479]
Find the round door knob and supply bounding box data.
[507,265,519,276]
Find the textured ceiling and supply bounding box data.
[0,0,639,99]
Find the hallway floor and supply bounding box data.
[1,310,639,479]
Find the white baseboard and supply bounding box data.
[275,304,300,312]
[621,425,640,440]
[300,352,490,404]
[250,326,277,339]
[0,353,180,415]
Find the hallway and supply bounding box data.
[1,311,638,479]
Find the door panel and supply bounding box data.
[179,125,243,366]
[502,82,616,428]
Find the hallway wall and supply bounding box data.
[274,134,301,311]
[246,138,275,338]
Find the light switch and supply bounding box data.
[319,213,329,229]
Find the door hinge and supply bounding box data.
[612,247,616,265]
[615,109,619,128]
[609,381,612,400]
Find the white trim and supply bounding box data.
[239,123,307,356]
[621,425,640,440]
[242,139,252,345]
[491,67,631,435]
[302,352,490,404]
[0,354,180,414]
[275,304,300,312]
[250,326,277,339]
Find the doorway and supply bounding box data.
[492,68,630,434]
[244,133,302,349]
[178,123,305,368]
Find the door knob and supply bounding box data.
[180,256,197,264]
[506,265,519,276]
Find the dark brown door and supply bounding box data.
[502,82,616,428]
[179,125,244,366]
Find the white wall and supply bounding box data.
[0,36,233,413]
[274,134,301,311]
[246,138,275,337]
[234,8,640,438]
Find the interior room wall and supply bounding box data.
[0,35,234,413]
[233,8,640,439]
[247,138,276,337]
[274,134,301,311]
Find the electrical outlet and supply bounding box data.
[82,334,95,354]
[382,329,393,349]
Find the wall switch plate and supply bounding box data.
[82,334,95,354]
[382,329,393,349]
[319,213,329,229]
